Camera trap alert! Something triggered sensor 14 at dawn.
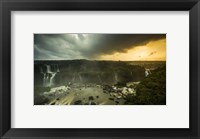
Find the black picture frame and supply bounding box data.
[0,0,200,138]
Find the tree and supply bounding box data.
[125,66,166,105]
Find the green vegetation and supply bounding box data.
[125,66,166,105]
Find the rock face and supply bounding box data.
[34,60,145,87]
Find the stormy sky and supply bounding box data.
[34,34,166,61]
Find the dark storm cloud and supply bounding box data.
[34,34,165,60]
[81,34,165,57]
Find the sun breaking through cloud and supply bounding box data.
[34,34,166,61]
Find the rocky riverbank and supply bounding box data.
[35,82,139,105]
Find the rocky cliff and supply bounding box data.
[34,60,145,87]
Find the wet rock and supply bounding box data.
[51,102,55,105]
[121,87,128,94]
[74,100,82,105]
[91,102,97,105]
[115,101,119,104]
[89,96,94,100]
[109,98,114,101]
[103,85,114,93]
[117,94,123,98]
[112,86,117,90]
[116,94,122,99]
[96,85,101,88]
[103,90,108,93]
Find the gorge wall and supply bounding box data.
[34,60,145,87]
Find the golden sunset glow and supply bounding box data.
[99,39,166,61]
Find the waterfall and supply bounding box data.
[145,69,151,77]
[114,72,118,82]
[43,73,57,87]
[50,73,57,86]
[41,64,60,87]
[131,71,133,76]
[46,65,51,73]
[72,73,75,82]
[43,73,46,86]
[57,65,60,72]
[78,73,82,83]
[149,70,152,74]
[43,73,49,86]
[71,73,82,83]
[40,66,43,73]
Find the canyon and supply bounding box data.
[34,60,165,105]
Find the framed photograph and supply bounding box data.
[34,33,166,106]
[0,0,199,138]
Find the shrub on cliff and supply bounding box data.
[125,66,166,105]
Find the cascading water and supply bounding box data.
[57,65,60,72]
[71,73,75,83]
[40,67,43,73]
[43,73,46,86]
[114,72,118,82]
[41,64,59,87]
[46,65,51,73]
[98,74,102,83]
[50,73,57,86]
[78,73,82,83]
[130,71,133,76]
[145,69,151,77]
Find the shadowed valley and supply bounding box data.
[34,60,166,105]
